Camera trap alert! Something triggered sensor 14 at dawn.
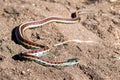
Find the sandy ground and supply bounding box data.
[0,0,120,80]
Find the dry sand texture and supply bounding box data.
[0,0,120,80]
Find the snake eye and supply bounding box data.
[75,59,78,62]
[74,58,79,62]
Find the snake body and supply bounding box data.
[15,10,93,67]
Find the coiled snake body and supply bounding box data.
[15,10,93,67]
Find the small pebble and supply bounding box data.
[21,71,26,75]
[27,69,30,72]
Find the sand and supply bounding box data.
[0,0,120,80]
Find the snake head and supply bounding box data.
[66,58,80,66]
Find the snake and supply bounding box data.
[15,10,94,67]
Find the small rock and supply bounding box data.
[27,69,30,72]
[21,71,26,75]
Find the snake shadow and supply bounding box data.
[11,26,26,61]
[11,26,19,44]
